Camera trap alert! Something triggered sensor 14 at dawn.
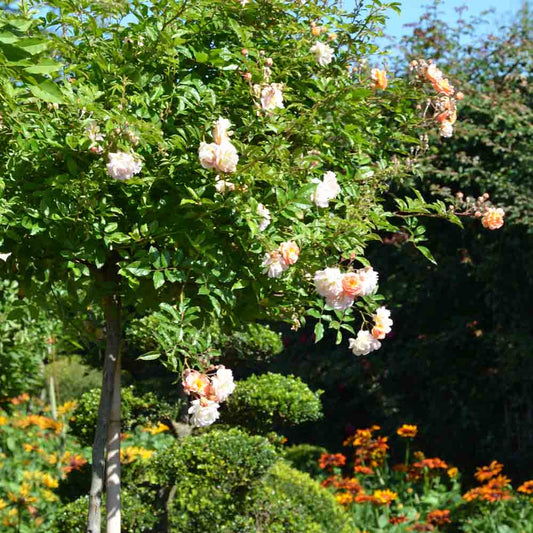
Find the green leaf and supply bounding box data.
[416,245,437,265]
[153,270,165,289]
[137,351,161,361]
[17,37,49,55]
[314,322,324,343]
[0,31,19,44]
[125,261,151,277]
[28,79,63,103]
[24,58,62,75]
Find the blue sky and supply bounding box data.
[347,0,526,39]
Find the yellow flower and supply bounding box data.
[0,498,7,510]
[57,400,78,416]
[397,424,418,438]
[46,452,58,465]
[141,422,170,435]
[372,489,397,505]
[448,467,459,479]
[42,489,58,503]
[120,446,154,464]
[42,473,59,489]
[0,415,8,426]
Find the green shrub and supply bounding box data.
[222,323,284,361]
[50,489,160,533]
[70,386,179,447]
[152,428,277,531]
[250,462,353,533]
[222,373,323,434]
[283,443,328,478]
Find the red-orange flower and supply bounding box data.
[354,465,374,475]
[413,457,448,470]
[426,509,451,526]
[389,515,408,525]
[518,480,533,494]
[336,477,362,494]
[397,424,418,438]
[474,461,503,482]
[61,452,88,474]
[319,453,346,470]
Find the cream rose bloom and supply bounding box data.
[211,366,236,402]
[310,42,334,66]
[311,171,340,208]
[372,306,393,340]
[314,267,343,298]
[262,250,288,278]
[325,292,355,311]
[482,207,505,230]
[261,83,284,111]
[214,176,236,193]
[279,241,300,265]
[349,331,381,356]
[215,140,239,173]
[199,142,218,169]
[188,399,220,427]
[182,370,211,396]
[213,117,232,145]
[257,203,271,232]
[106,152,142,181]
[357,266,379,296]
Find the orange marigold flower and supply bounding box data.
[336,477,362,494]
[389,514,408,525]
[319,453,346,470]
[517,480,533,494]
[474,460,503,482]
[426,509,451,526]
[23,443,42,453]
[61,452,88,474]
[10,393,30,405]
[321,476,341,488]
[354,492,375,504]
[486,474,511,489]
[354,465,374,475]
[372,489,397,505]
[397,424,418,438]
[371,68,388,90]
[413,457,448,470]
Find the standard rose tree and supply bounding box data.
[0,0,503,532]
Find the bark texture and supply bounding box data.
[86,260,121,533]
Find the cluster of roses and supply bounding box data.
[84,120,144,181]
[313,266,393,356]
[453,191,505,230]
[262,240,300,278]
[410,59,462,138]
[198,117,239,174]
[309,22,335,67]
[182,365,236,428]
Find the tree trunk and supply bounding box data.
[106,354,121,533]
[87,260,121,533]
